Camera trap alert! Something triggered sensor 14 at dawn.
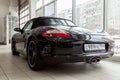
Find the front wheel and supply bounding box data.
[11,40,19,56]
[27,39,44,70]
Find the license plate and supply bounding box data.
[84,44,105,51]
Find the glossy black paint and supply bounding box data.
[12,17,114,64]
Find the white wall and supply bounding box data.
[0,0,17,44]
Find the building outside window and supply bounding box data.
[107,0,120,54]
[57,0,72,20]
[20,5,30,29]
[107,0,120,37]
[76,0,104,32]
[36,8,43,17]
[36,0,55,17]
[45,2,55,16]
[44,0,54,5]
[36,0,43,17]
[7,16,18,43]
[36,0,43,10]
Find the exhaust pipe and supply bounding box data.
[86,56,102,64]
[96,57,101,62]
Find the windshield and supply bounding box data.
[35,18,76,27]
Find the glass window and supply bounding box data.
[36,8,43,17]
[34,18,75,27]
[60,20,68,25]
[45,2,55,16]
[107,0,120,37]
[36,0,43,9]
[23,21,33,31]
[8,16,18,42]
[44,0,53,5]
[57,0,72,20]
[65,20,75,26]
[20,5,30,29]
[76,0,104,32]
[106,0,120,54]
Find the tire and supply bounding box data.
[27,39,44,70]
[11,40,19,56]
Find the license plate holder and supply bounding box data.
[84,44,105,52]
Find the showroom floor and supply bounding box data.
[0,45,120,80]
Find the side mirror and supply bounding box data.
[14,28,22,32]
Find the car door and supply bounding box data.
[16,20,33,53]
[21,21,33,52]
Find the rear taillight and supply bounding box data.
[42,29,71,39]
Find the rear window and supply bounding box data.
[33,18,76,28]
[65,20,75,26]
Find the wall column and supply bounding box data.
[29,0,37,19]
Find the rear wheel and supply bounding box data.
[27,39,44,70]
[11,40,19,56]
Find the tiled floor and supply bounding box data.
[0,45,120,80]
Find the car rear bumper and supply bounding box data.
[41,51,114,63]
[38,40,114,63]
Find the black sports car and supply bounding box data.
[12,17,114,70]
